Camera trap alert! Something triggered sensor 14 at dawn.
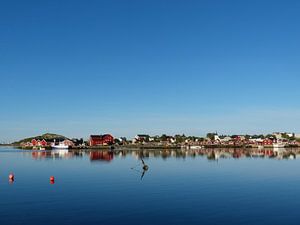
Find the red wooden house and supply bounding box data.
[31,139,47,146]
[262,139,273,146]
[31,139,38,146]
[89,134,114,146]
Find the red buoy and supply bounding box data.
[50,176,55,184]
[9,173,14,181]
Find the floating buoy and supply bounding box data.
[50,176,55,184]
[141,158,149,171]
[143,165,149,171]
[9,173,14,181]
[50,176,55,182]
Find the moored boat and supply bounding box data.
[51,142,69,149]
[273,143,286,148]
[189,145,204,150]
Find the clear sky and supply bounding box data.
[1,0,300,142]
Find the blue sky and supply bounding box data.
[1,0,300,142]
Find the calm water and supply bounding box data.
[1,147,300,225]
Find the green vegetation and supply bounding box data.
[174,134,186,143]
[13,133,68,145]
[206,133,217,140]
[281,133,296,141]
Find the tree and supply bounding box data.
[114,139,121,145]
[245,135,251,140]
[281,133,295,141]
[175,134,185,143]
[265,134,276,139]
[206,133,216,141]
[161,134,168,142]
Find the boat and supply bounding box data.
[189,145,204,150]
[51,142,69,149]
[273,142,286,148]
[182,145,204,150]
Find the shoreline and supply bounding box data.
[14,144,300,151]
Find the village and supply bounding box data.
[18,132,300,150]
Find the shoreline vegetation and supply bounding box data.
[2,132,300,151]
[79,145,300,150]
[17,144,300,151]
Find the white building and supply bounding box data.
[295,134,300,139]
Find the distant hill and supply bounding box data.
[13,133,68,145]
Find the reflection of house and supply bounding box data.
[31,150,72,159]
[90,151,114,161]
[89,134,114,146]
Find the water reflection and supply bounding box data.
[23,148,300,161]
[90,151,114,162]
[31,149,73,159]
[130,157,149,180]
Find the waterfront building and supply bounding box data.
[295,134,300,139]
[63,139,75,147]
[31,139,48,147]
[134,134,150,143]
[262,138,274,146]
[89,134,114,146]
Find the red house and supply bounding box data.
[263,139,273,146]
[31,139,48,146]
[31,139,38,146]
[89,134,114,146]
[39,139,48,146]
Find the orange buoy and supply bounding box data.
[9,173,14,181]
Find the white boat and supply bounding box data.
[182,145,203,150]
[273,143,286,148]
[189,145,204,150]
[51,142,69,149]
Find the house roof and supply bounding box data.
[136,134,150,138]
[90,134,113,139]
